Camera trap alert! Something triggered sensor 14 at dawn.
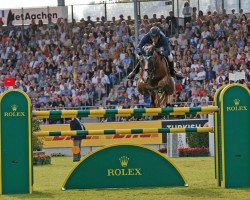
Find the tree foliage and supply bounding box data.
[186,132,209,148]
[32,118,43,151]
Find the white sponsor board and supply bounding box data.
[229,72,246,82]
[1,6,68,25]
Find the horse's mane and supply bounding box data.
[152,50,162,63]
[148,49,167,73]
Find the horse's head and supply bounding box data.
[140,45,165,83]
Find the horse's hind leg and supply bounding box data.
[151,93,160,120]
[158,76,168,88]
[150,93,156,108]
[165,77,175,95]
[157,76,175,96]
[155,91,169,108]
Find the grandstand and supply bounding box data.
[0,0,249,124]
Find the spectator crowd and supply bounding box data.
[0,6,249,120]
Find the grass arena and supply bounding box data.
[0,83,249,199]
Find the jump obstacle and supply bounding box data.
[33,106,218,118]
[34,127,213,136]
[0,83,249,194]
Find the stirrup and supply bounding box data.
[175,73,184,80]
[170,71,175,77]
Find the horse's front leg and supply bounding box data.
[138,79,151,96]
[158,76,168,88]
[158,76,175,95]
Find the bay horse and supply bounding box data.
[137,48,175,108]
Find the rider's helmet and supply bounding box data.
[149,26,160,38]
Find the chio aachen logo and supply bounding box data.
[7,9,57,22]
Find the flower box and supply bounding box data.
[33,151,45,156]
[33,151,51,165]
[178,147,209,157]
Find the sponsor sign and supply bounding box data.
[41,121,162,147]
[41,120,209,148]
[63,145,186,189]
[43,134,161,147]
[219,84,250,188]
[3,104,26,117]
[226,98,248,112]
[162,119,208,144]
[0,90,32,194]
[107,156,142,177]
[0,7,68,25]
[162,119,208,128]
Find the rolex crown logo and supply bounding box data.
[234,99,240,106]
[119,156,129,167]
[11,104,18,112]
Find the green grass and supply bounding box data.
[1,157,250,200]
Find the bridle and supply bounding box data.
[140,53,156,82]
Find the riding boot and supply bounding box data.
[127,62,140,79]
[168,60,175,77]
[168,60,184,80]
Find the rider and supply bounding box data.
[127,26,183,80]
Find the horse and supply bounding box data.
[137,47,175,108]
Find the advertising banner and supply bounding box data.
[62,144,187,190]
[162,119,208,128]
[41,119,209,148]
[0,90,32,194]
[41,121,162,147]
[219,84,250,188]
[0,6,68,25]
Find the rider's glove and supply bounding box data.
[136,54,142,60]
[142,46,148,52]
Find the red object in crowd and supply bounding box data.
[198,88,205,97]
[4,78,15,86]
[1,35,8,44]
[175,83,183,93]
[43,49,50,57]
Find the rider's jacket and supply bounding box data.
[135,31,170,57]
